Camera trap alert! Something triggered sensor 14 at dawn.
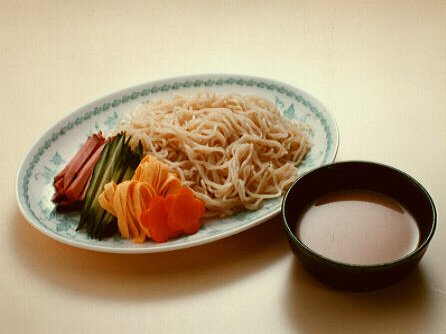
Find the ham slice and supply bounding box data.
[52,132,106,212]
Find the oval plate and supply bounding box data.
[16,74,338,253]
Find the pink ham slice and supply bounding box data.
[52,132,106,212]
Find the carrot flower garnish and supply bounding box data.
[98,155,205,243]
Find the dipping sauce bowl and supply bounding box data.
[281,161,437,292]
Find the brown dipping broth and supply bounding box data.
[295,190,420,266]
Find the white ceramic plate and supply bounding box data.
[16,74,338,253]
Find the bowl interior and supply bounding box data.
[283,161,436,264]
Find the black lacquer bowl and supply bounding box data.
[281,161,437,292]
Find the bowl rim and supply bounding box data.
[281,160,437,269]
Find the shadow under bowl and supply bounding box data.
[281,161,437,292]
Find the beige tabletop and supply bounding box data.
[2,0,445,333]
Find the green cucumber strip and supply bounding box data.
[78,132,142,239]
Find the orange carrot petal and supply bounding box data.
[140,196,179,243]
[166,187,205,235]
[164,195,182,234]
[163,176,182,196]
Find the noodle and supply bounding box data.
[116,92,311,217]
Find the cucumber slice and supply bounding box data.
[77,133,142,239]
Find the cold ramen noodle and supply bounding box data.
[52,92,311,243]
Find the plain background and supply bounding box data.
[1,0,445,333]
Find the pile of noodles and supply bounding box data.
[116,92,311,217]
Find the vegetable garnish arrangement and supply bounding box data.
[53,132,205,243]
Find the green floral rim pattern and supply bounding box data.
[18,74,338,253]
